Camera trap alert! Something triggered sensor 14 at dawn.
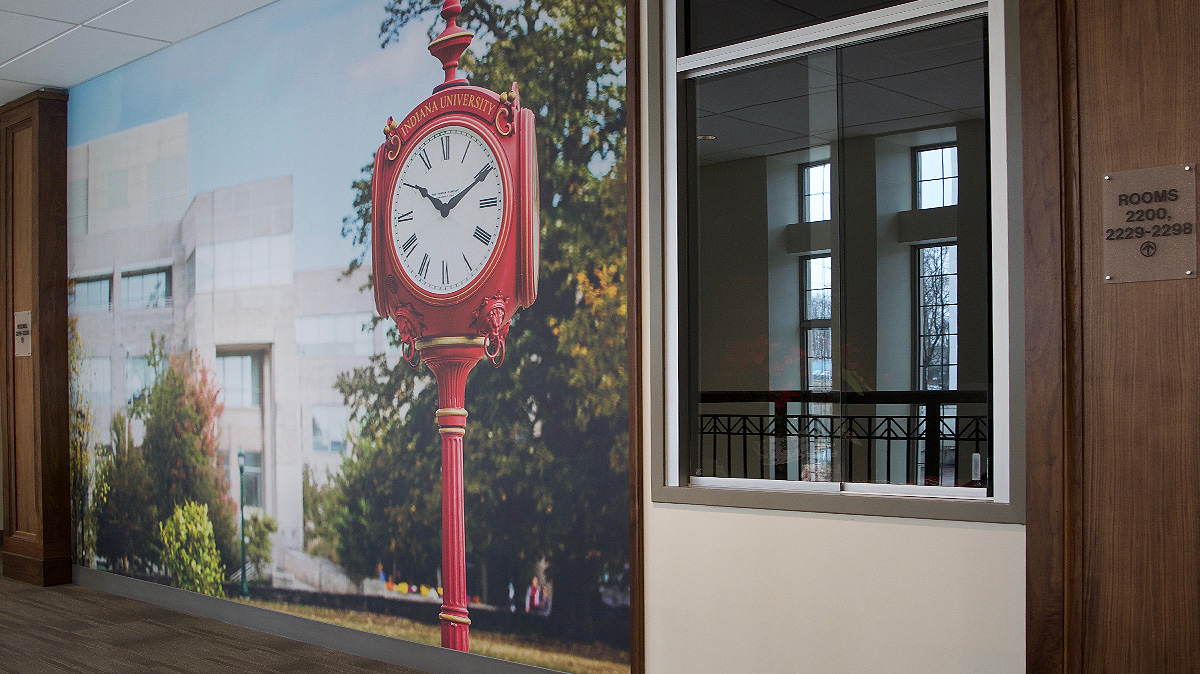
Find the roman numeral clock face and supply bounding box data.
[390,126,504,295]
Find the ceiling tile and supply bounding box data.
[0,11,74,63]
[87,0,278,43]
[0,78,39,106]
[0,25,167,88]
[0,0,124,25]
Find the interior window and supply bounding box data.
[685,19,991,494]
[683,0,912,55]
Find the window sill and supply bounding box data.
[652,481,1022,523]
[691,476,989,500]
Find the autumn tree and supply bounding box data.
[136,337,239,573]
[331,0,628,642]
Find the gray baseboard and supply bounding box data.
[73,566,551,674]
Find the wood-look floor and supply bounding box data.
[0,557,427,674]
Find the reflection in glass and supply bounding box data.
[804,162,832,222]
[917,146,959,209]
[687,19,990,487]
[917,244,958,392]
[684,0,911,55]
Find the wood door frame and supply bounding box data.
[1022,0,1083,671]
[0,90,71,586]
[625,0,646,671]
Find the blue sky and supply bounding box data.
[68,0,447,271]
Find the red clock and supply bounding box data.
[371,15,538,364]
[368,0,539,653]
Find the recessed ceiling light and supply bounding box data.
[696,135,717,140]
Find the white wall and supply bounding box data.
[642,496,1025,673]
[642,2,1025,665]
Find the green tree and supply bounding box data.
[245,513,279,580]
[68,316,107,566]
[158,501,226,597]
[96,411,156,574]
[332,0,628,641]
[303,464,341,560]
[137,336,239,574]
[330,368,444,583]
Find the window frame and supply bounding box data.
[240,450,264,509]
[311,404,350,454]
[215,352,263,409]
[912,143,960,210]
[68,274,113,313]
[801,161,833,223]
[649,0,1024,523]
[125,355,155,405]
[912,243,960,394]
[121,267,173,310]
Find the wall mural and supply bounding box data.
[66,0,628,671]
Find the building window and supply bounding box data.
[125,356,156,404]
[802,162,832,223]
[241,451,263,508]
[215,354,262,408]
[80,357,112,409]
[915,145,959,209]
[296,313,374,357]
[801,256,833,481]
[916,244,960,485]
[69,276,112,313]
[677,11,1002,509]
[916,245,958,392]
[194,235,292,292]
[312,405,349,453]
[802,256,833,392]
[122,269,172,309]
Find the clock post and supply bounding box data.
[369,0,540,654]
[420,336,485,651]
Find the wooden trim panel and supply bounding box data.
[626,0,646,671]
[1,91,70,587]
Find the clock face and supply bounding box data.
[390,125,504,295]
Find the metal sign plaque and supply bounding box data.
[14,310,31,357]
[1102,164,1197,283]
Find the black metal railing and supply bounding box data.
[696,390,990,491]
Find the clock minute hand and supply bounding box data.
[444,165,495,213]
[404,182,450,217]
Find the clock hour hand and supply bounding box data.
[444,165,494,214]
[403,182,450,217]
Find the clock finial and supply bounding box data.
[428,0,473,92]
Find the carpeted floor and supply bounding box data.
[0,554,427,674]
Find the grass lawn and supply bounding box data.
[240,600,630,674]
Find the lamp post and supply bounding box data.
[237,448,249,599]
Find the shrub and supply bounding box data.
[245,513,278,580]
[158,502,226,597]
